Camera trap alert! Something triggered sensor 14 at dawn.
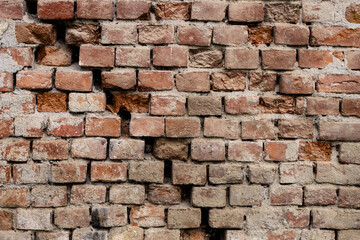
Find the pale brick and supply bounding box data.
[110,184,145,205]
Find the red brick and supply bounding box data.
[177,25,212,46]
[264,2,300,23]
[0,118,13,138]
[91,205,127,228]
[0,47,33,69]
[69,93,106,112]
[38,0,74,20]
[267,230,299,240]
[189,49,223,68]
[191,1,227,21]
[342,98,360,117]
[51,161,87,183]
[228,141,263,162]
[13,163,49,184]
[172,163,206,185]
[71,185,106,204]
[33,140,68,160]
[0,164,11,185]
[117,0,151,20]
[150,95,186,116]
[109,138,144,160]
[79,45,115,67]
[339,187,360,208]
[153,46,188,67]
[166,117,201,138]
[295,97,305,115]
[274,24,309,45]
[209,164,243,184]
[15,23,56,44]
[31,186,67,207]
[47,116,84,137]
[345,50,360,69]
[225,95,259,115]
[0,209,13,230]
[65,23,100,44]
[0,93,35,115]
[270,185,303,205]
[16,70,52,90]
[85,116,120,137]
[55,71,92,92]
[130,116,164,137]
[318,121,360,141]
[101,23,137,44]
[279,73,314,94]
[306,97,339,116]
[191,139,225,161]
[37,46,72,66]
[260,95,295,114]
[77,0,113,19]
[0,0,23,19]
[213,25,248,46]
[225,48,259,69]
[242,120,276,140]
[299,141,332,162]
[311,26,360,47]
[285,208,310,228]
[110,184,145,204]
[188,95,222,116]
[262,49,296,70]
[182,229,206,240]
[91,162,127,182]
[229,2,264,22]
[212,71,245,91]
[54,206,90,228]
[138,70,174,91]
[192,186,226,208]
[101,70,136,90]
[148,184,181,205]
[176,71,210,92]
[139,25,174,44]
[130,205,165,227]
[71,138,107,160]
[304,185,337,206]
[278,119,313,139]
[317,74,360,93]
[204,118,239,139]
[14,116,46,138]
[155,1,190,20]
[0,140,30,162]
[116,47,150,67]
[112,93,149,113]
[37,93,67,113]
[0,187,29,207]
[0,72,13,92]
[299,50,333,68]
[249,72,277,91]
[340,143,360,164]
[265,141,298,161]
[249,26,273,45]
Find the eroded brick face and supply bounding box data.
[1,0,359,239]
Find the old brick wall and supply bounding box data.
[0,0,360,239]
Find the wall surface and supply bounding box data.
[0,0,360,239]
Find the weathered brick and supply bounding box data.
[55,71,92,92]
[16,209,53,230]
[209,209,245,229]
[228,141,263,162]
[109,138,144,160]
[102,70,136,90]
[229,2,264,22]
[285,208,310,228]
[31,185,67,207]
[260,95,295,114]
[138,70,174,91]
[191,139,225,161]
[71,138,107,160]
[274,24,309,45]
[130,116,164,137]
[0,140,30,162]
[191,1,227,22]
[153,46,188,67]
[264,3,300,23]
[32,140,68,160]
[37,93,67,112]
[176,71,210,92]
[54,206,90,228]
[262,49,296,70]
[341,98,360,117]
[0,47,33,72]
[0,231,32,240]
[192,186,226,208]
[182,229,206,240]
[116,46,150,68]
[177,25,212,46]
[112,94,149,113]
[77,0,113,19]
[14,116,46,138]
[279,73,314,94]
[38,0,74,20]
[0,118,13,138]
[166,117,201,138]
[0,187,29,207]
[51,161,87,183]
[130,205,165,227]
[110,184,145,204]
[92,205,127,228]
[299,141,331,161]
[225,48,259,69]
[139,25,174,44]
[73,228,107,240]
[0,209,13,230]
[16,70,52,90]
[129,161,164,183]
[338,230,360,240]
[101,23,137,44]
[117,0,151,20]
[148,184,181,205]
[318,121,360,141]
[340,143,360,164]
[313,209,360,229]
[172,163,206,185]
[249,26,273,45]
[249,72,277,91]
[317,74,360,94]
[0,0,24,19]
[153,139,188,161]
[204,118,239,139]
[212,71,246,91]
[230,185,264,206]
[0,72,13,92]
[70,185,106,204]
[265,141,298,161]
[16,23,56,44]
[339,187,360,208]
[249,164,277,184]
[0,164,11,185]
[270,185,303,206]
[316,163,360,185]
[155,1,190,20]
[267,230,299,240]
[85,116,120,137]
[279,162,314,185]
[306,97,339,116]
[299,50,333,68]
[0,93,35,115]
[278,119,313,139]
[37,46,72,66]
[47,116,84,137]
[79,45,115,67]
[188,95,222,116]
[168,208,201,229]
[242,120,276,140]
[69,93,106,112]
[145,228,180,240]
[303,2,334,22]
[345,50,360,70]
[109,226,144,240]
[304,185,337,206]
[13,163,49,184]
[246,208,286,230]
[150,95,186,116]
[311,26,360,47]
[189,49,223,68]
[91,162,126,182]
[65,23,99,44]
[224,96,257,115]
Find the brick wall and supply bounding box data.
[0,0,360,239]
